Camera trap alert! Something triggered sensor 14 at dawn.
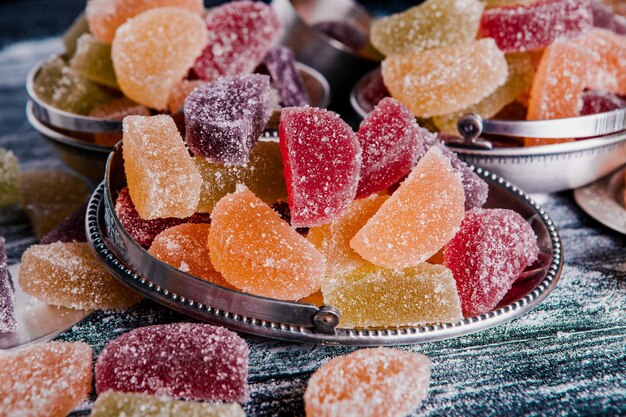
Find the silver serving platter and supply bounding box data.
[350,69,626,194]
[85,145,563,346]
[0,264,91,351]
[574,166,626,234]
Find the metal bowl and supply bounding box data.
[85,143,563,346]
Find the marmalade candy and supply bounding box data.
[0,236,17,334]
[0,148,20,208]
[69,33,118,89]
[89,97,150,147]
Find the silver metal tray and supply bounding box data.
[0,264,90,351]
[574,167,626,234]
[85,145,563,346]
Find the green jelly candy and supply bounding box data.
[0,149,20,208]
[195,141,287,213]
[90,392,245,417]
[70,33,118,89]
[433,52,537,134]
[34,57,114,115]
[63,13,90,58]
[370,0,484,56]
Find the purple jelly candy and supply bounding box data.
[115,187,211,248]
[0,236,17,334]
[312,20,367,51]
[40,202,87,245]
[95,323,249,402]
[581,90,626,115]
[259,46,309,107]
[591,0,626,35]
[184,74,272,164]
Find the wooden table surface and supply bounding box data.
[0,2,625,416]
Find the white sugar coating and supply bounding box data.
[19,242,143,310]
[0,342,92,417]
[123,115,202,220]
[279,107,362,227]
[95,323,249,403]
[183,74,272,164]
[381,38,509,118]
[322,263,462,328]
[370,0,484,56]
[111,7,208,110]
[91,391,245,417]
[0,148,20,208]
[0,236,17,334]
[304,348,431,417]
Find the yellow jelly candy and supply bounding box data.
[123,115,202,219]
[69,33,118,89]
[382,39,508,118]
[111,8,207,110]
[351,147,465,269]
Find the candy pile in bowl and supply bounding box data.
[116,61,542,328]
[357,0,626,146]
[33,0,311,146]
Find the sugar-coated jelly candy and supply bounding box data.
[90,392,246,417]
[525,40,590,146]
[0,148,20,208]
[96,323,249,402]
[115,187,211,247]
[20,170,89,237]
[69,34,118,89]
[591,0,626,34]
[123,115,202,219]
[479,0,593,53]
[382,39,508,118]
[312,21,367,51]
[20,242,142,310]
[355,97,425,199]
[370,0,484,56]
[86,0,204,43]
[444,209,540,316]
[581,90,626,115]
[0,342,92,417]
[322,263,462,328]
[193,1,280,81]
[298,290,324,306]
[195,141,286,213]
[308,195,388,276]
[209,187,326,300]
[112,8,207,110]
[351,147,465,269]
[484,0,538,7]
[574,29,626,95]
[63,13,90,57]
[279,107,361,227]
[184,74,272,164]
[40,202,87,244]
[90,97,151,147]
[149,224,234,289]
[168,79,206,114]
[355,68,390,115]
[0,236,17,334]
[34,57,114,115]
[304,348,431,417]
[259,46,309,107]
[433,52,537,135]
[603,0,626,16]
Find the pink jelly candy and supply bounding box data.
[40,202,87,244]
[0,236,17,334]
[259,46,309,107]
[95,323,249,402]
[444,208,540,316]
[279,107,361,227]
[479,0,594,52]
[356,97,425,199]
[115,187,211,247]
[591,0,626,35]
[581,90,626,115]
[184,74,272,164]
[193,1,281,81]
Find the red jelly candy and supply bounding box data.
[115,187,211,247]
[581,90,626,115]
[355,97,425,199]
[591,0,626,35]
[95,323,249,402]
[193,1,281,81]
[444,208,540,316]
[479,0,594,52]
[279,107,361,227]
